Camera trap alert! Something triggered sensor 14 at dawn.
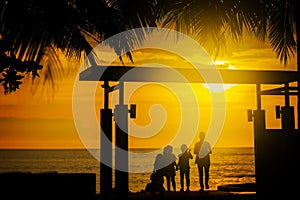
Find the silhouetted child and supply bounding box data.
[145,153,165,193]
[178,144,193,192]
[162,145,178,192]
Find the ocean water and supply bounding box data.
[0,147,255,193]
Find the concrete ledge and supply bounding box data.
[0,172,96,200]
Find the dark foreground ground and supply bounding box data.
[0,172,257,200]
[95,183,257,200]
[95,190,256,200]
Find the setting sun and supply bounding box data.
[203,61,237,92]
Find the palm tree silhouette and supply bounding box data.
[0,0,297,95]
[0,0,160,94]
[157,0,296,66]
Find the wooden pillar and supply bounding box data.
[282,83,295,132]
[114,81,129,197]
[100,80,113,196]
[284,83,290,107]
[253,110,266,197]
[281,106,295,133]
[256,83,261,110]
[297,18,300,131]
[100,109,113,195]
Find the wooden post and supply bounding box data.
[114,81,129,198]
[100,81,113,196]
[297,18,300,131]
[256,84,261,110]
[253,110,266,197]
[100,109,113,196]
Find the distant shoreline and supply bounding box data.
[0,146,254,150]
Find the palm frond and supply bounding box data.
[268,0,296,66]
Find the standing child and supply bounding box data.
[178,144,193,192]
[162,145,178,192]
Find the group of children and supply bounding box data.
[145,131,212,193]
[145,144,194,193]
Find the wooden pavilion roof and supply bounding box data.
[79,65,299,84]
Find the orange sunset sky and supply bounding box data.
[0,31,297,149]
